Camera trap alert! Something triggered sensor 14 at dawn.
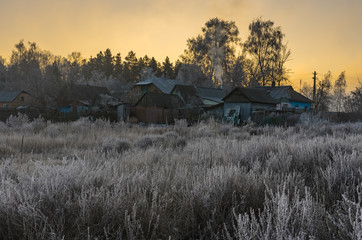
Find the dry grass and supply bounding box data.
[0,116,361,239]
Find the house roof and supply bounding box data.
[257,86,312,103]
[67,84,111,101]
[195,87,226,104]
[170,84,204,106]
[223,87,277,104]
[136,92,184,108]
[136,78,188,94]
[0,90,25,102]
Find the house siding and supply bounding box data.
[0,92,38,109]
[224,103,251,122]
[289,101,311,110]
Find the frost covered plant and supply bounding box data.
[30,116,47,133]
[299,112,329,126]
[42,124,61,138]
[328,186,362,240]
[102,138,132,154]
[6,113,29,128]
[135,135,166,149]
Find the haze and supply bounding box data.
[0,0,361,90]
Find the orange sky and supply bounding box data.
[0,0,361,91]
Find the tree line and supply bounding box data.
[0,17,361,113]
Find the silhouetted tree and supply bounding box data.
[182,18,240,88]
[161,56,174,79]
[228,55,250,90]
[244,18,291,86]
[315,71,332,111]
[177,63,208,87]
[103,48,114,78]
[7,40,55,106]
[113,53,123,78]
[344,80,362,113]
[123,51,139,83]
[0,56,5,86]
[148,57,161,77]
[174,60,182,79]
[332,71,347,112]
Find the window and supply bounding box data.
[3,104,8,109]
[20,96,24,101]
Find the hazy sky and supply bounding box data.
[0,0,361,90]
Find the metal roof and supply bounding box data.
[223,87,277,104]
[196,87,226,101]
[170,84,204,106]
[257,86,312,103]
[0,90,23,102]
[136,78,188,94]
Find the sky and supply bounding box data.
[0,0,361,91]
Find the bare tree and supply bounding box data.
[332,71,347,112]
[315,71,332,111]
[181,18,240,88]
[344,79,362,113]
[244,18,291,86]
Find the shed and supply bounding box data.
[223,87,277,123]
[134,92,185,124]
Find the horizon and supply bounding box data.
[0,0,361,91]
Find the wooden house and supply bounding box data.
[59,84,111,115]
[133,92,184,124]
[0,90,39,109]
[195,87,225,107]
[223,87,277,123]
[257,86,312,110]
[170,84,203,107]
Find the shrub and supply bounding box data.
[102,138,132,154]
[6,113,29,128]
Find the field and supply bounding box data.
[0,114,361,239]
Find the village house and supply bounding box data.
[59,84,111,115]
[223,87,277,124]
[257,86,312,110]
[170,84,203,107]
[0,90,39,110]
[132,77,188,94]
[133,92,184,124]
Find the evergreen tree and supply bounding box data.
[123,51,138,83]
[162,56,174,79]
[103,48,114,78]
[113,53,123,78]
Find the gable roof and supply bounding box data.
[223,87,277,104]
[195,87,226,104]
[0,90,25,102]
[67,84,110,101]
[170,84,203,106]
[136,78,188,94]
[257,86,312,103]
[135,92,184,108]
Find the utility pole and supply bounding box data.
[313,71,317,103]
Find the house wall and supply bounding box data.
[135,106,164,124]
[133,84,162,94]
[289,101,311,110]
[224,103,251,122]
[0,92,39,109]
[117,104,130,122]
